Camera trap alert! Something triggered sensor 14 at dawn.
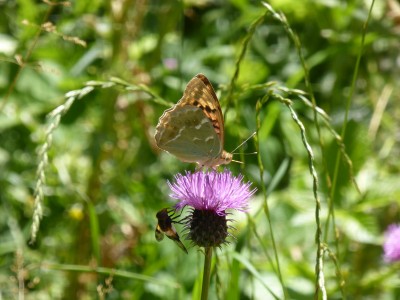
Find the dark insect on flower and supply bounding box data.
[155,208,188,254]
[168,169,256,248]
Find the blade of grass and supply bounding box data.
[324,0,376,287]
[35,262,181,288]
[255,95,289,299]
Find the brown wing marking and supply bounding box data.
[176,74,225,147]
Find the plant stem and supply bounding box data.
[201,247,213,300]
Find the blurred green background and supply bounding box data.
[0,0,399,299]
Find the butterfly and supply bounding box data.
[155,208,188,254]
[155,74,232,168]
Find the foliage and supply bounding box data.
[0,0,399,299]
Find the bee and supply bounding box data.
[155,208,188,254]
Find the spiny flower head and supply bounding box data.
[168,169,256,248]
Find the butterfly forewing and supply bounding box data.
[155,106,221,164]
[177,74,225,146]
[155,74,232,167]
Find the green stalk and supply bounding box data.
[201,247,213,300]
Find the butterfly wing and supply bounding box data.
[177,74,225,147]
[155,224,165,241]
[155,74,227,166]
[164,226,188,254]
[170,237,188,254]
[155,105,221,164]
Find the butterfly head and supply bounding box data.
[220,151,233,165]
[200,150,232,168]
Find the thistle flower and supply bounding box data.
[383,224,400,262]
[168,169,256,248]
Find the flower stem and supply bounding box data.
[201,247,213,300]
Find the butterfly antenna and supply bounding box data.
[230,131,256,153]
[232,152,258,155]
[231,159,244,164]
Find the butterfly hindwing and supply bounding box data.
[155,74,232,167]
[155,105,221,164]
[155,225,165,241]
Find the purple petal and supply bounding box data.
[169,169,256,215]
[383,224,400,262]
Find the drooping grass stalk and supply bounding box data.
[255,96,289,299]
[30,85,94,243]
[224,9,268,117]
[321,3,375,297]
[326,0,376,241]
[241,79,359,299]
[261,2,329,191]
[295,93,360,194]
[221,11,340,297]
[259,9,329,298]
[251,4,333,294]
[30,79,164,243]
[0,1,84,113]
[260,92,327,299]
[324,246,346,297]
[239,82,359,192]
[261,2,348,298]
[0,5,53,112]
[223,8,269,173]
[223,5,292,298]
[280,98,327,300]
